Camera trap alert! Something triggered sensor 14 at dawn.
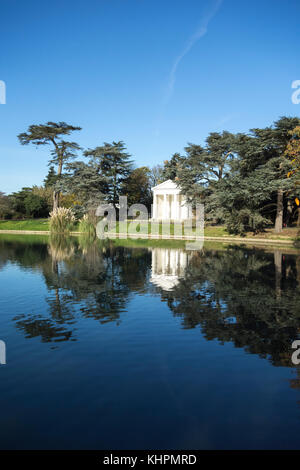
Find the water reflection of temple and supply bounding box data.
[149,248,193,291]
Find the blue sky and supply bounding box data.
[0,0,299,193]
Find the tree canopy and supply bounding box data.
[84,141,133,209]
[18,122,82,210]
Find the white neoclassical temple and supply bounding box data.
[151,179,192,221]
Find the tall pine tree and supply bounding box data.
[84,141,133,209]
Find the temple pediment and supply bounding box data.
[151,179,180,193]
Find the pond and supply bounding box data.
[1,234,300,449]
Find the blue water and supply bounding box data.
[0,235,300,449]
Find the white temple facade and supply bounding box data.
[151,179,192,221]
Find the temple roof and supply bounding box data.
[151,179,179,192]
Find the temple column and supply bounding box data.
[174,193,179,220]
[153,194,157,219]
[163,193,167,219]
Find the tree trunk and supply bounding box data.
[275,189,283,233]
[274,249,282,299]
[52,158,63,211]
[53,190,59,211]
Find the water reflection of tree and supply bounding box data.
[43,237,151,324]
[160,246,300,367]
[1,236,150,343]
[0,236,49,271]
[3,236,300,364]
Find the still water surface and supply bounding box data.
[1,235,300,449]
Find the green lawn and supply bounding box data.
[0,219,298,242]
[0,219,230,238]
[0,219,229,236]
[0,218,50,231]
[114,221,230,237]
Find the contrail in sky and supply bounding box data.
[162,0,223,110]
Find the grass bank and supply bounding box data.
[0,219,50,231]
[0,219,298,244]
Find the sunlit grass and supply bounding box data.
[0,218,50,231]
[0,219,298,243]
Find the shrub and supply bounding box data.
[10,187,50,219]
[0,194,13,220]
[49,207,76,233]
[78,213,97,236]
[225,208,271,235]
[24,193,49,218]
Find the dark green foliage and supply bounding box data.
[218,164,275,234]
[10,188,49,218]
[44,166,58,188]
[123,166,152,209]
[84,141,133,208]
[171,117,300,234]
[24,193,49,218]
[173,131,236,224]
[10,188,32,216]
[63,160,108,217]
[177,131,236,195]
[0,192,13,219]
[162,153,185,181]
[225,117,300,233]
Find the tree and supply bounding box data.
[44,166,58,188]
[18,122,81,210]
[237,117,300,233]
[175,131,236,223]
[0,192,13,219]
[149,164,164,187]
[285,126,300,176]
[63,160,108,216]
[284,126,300,226]
[84,141,133,209]
[10,187,49,218]
[122,166,152,209]
[162,153,185,181]
[11,188,32,217]
[217,169,273,234]
[31,185,53,213]
[24,193,49,218]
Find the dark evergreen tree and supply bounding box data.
[84,141,133,209]
[162,152,185,181]
[44,166,58,188]
[232,116,300,233]
[0,192,13,219]
[177,131,236,223]
[63,160,109,216]
[122,166,152,210]
[10,187,49,218]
